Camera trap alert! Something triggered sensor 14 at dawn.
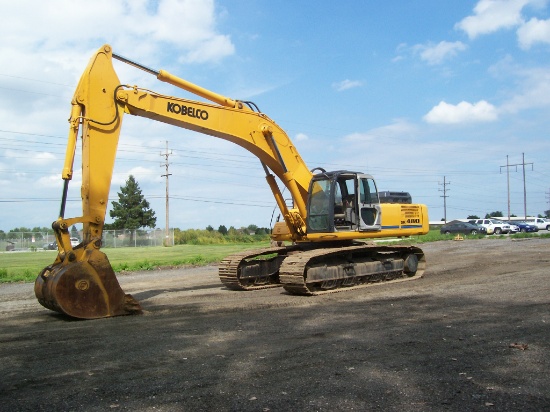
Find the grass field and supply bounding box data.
[1,230,547,283]
[0,243,271,283]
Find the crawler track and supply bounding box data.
[279,244,425,295]
[218,246,291,291]
[219,243,425,294]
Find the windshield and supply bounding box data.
[308,179,331,231]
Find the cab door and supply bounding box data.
[357,174,381,231]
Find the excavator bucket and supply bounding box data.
[35,247,142,319]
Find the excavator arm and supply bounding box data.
[65,45,311,245]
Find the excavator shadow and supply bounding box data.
[130,283,227,302]
[45,312,88,322]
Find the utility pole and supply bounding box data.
[522,153,528,220]
[500,155,511,220]
[439,176,450,223]
[161,141,172,246]
[500,154,533,220]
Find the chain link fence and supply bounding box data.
[0,229,174,252]
[102,229,174,248]
[0,232,55,251]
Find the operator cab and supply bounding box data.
[306,170,381,233]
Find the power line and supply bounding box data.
[500,153,533,220]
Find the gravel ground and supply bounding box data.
[0,238,549,411]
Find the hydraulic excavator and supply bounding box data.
[35,45,429,319]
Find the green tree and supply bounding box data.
[218,225,228,235]
[9,227,32,240]
[467,215,479,220]
[27,226,53,241]
[108,175,156,243]
[485,211,503,218]
[71,225,79,238]
[206,225,214,232]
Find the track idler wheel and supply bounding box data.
[34,248,142,319]
[404,253,419,276]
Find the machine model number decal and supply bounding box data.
[400,205,421,225]
[167,102,209,120]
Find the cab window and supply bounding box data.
[308,179,331,231]
[360,178,379,204]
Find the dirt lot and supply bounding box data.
[0,238,549,411]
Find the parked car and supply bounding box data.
[43,238,80,249]
[470,219,510,235]
[43,241,57,250]
[491,219,512,234]
[507,221,537,233]
[441,221,487,236]
[507,222,520,233]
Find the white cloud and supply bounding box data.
[455,0,550,49]
[392,43,408,62]
[455,0,530,38]
[32,152,57,165]
[0,0,235,67]
[295,133,309,141]
[36,174,64,189]
[500,67,550,112]
[488,56,550,112]
[335,120,472,184]
[423,100,498,124]
[332,79,363,92]
[413,41,467,65]
[181,35,235,64]
[345,119,417,142]
[517,17,550,48]
[0,0,238,155]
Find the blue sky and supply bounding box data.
[1,0,550,232]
